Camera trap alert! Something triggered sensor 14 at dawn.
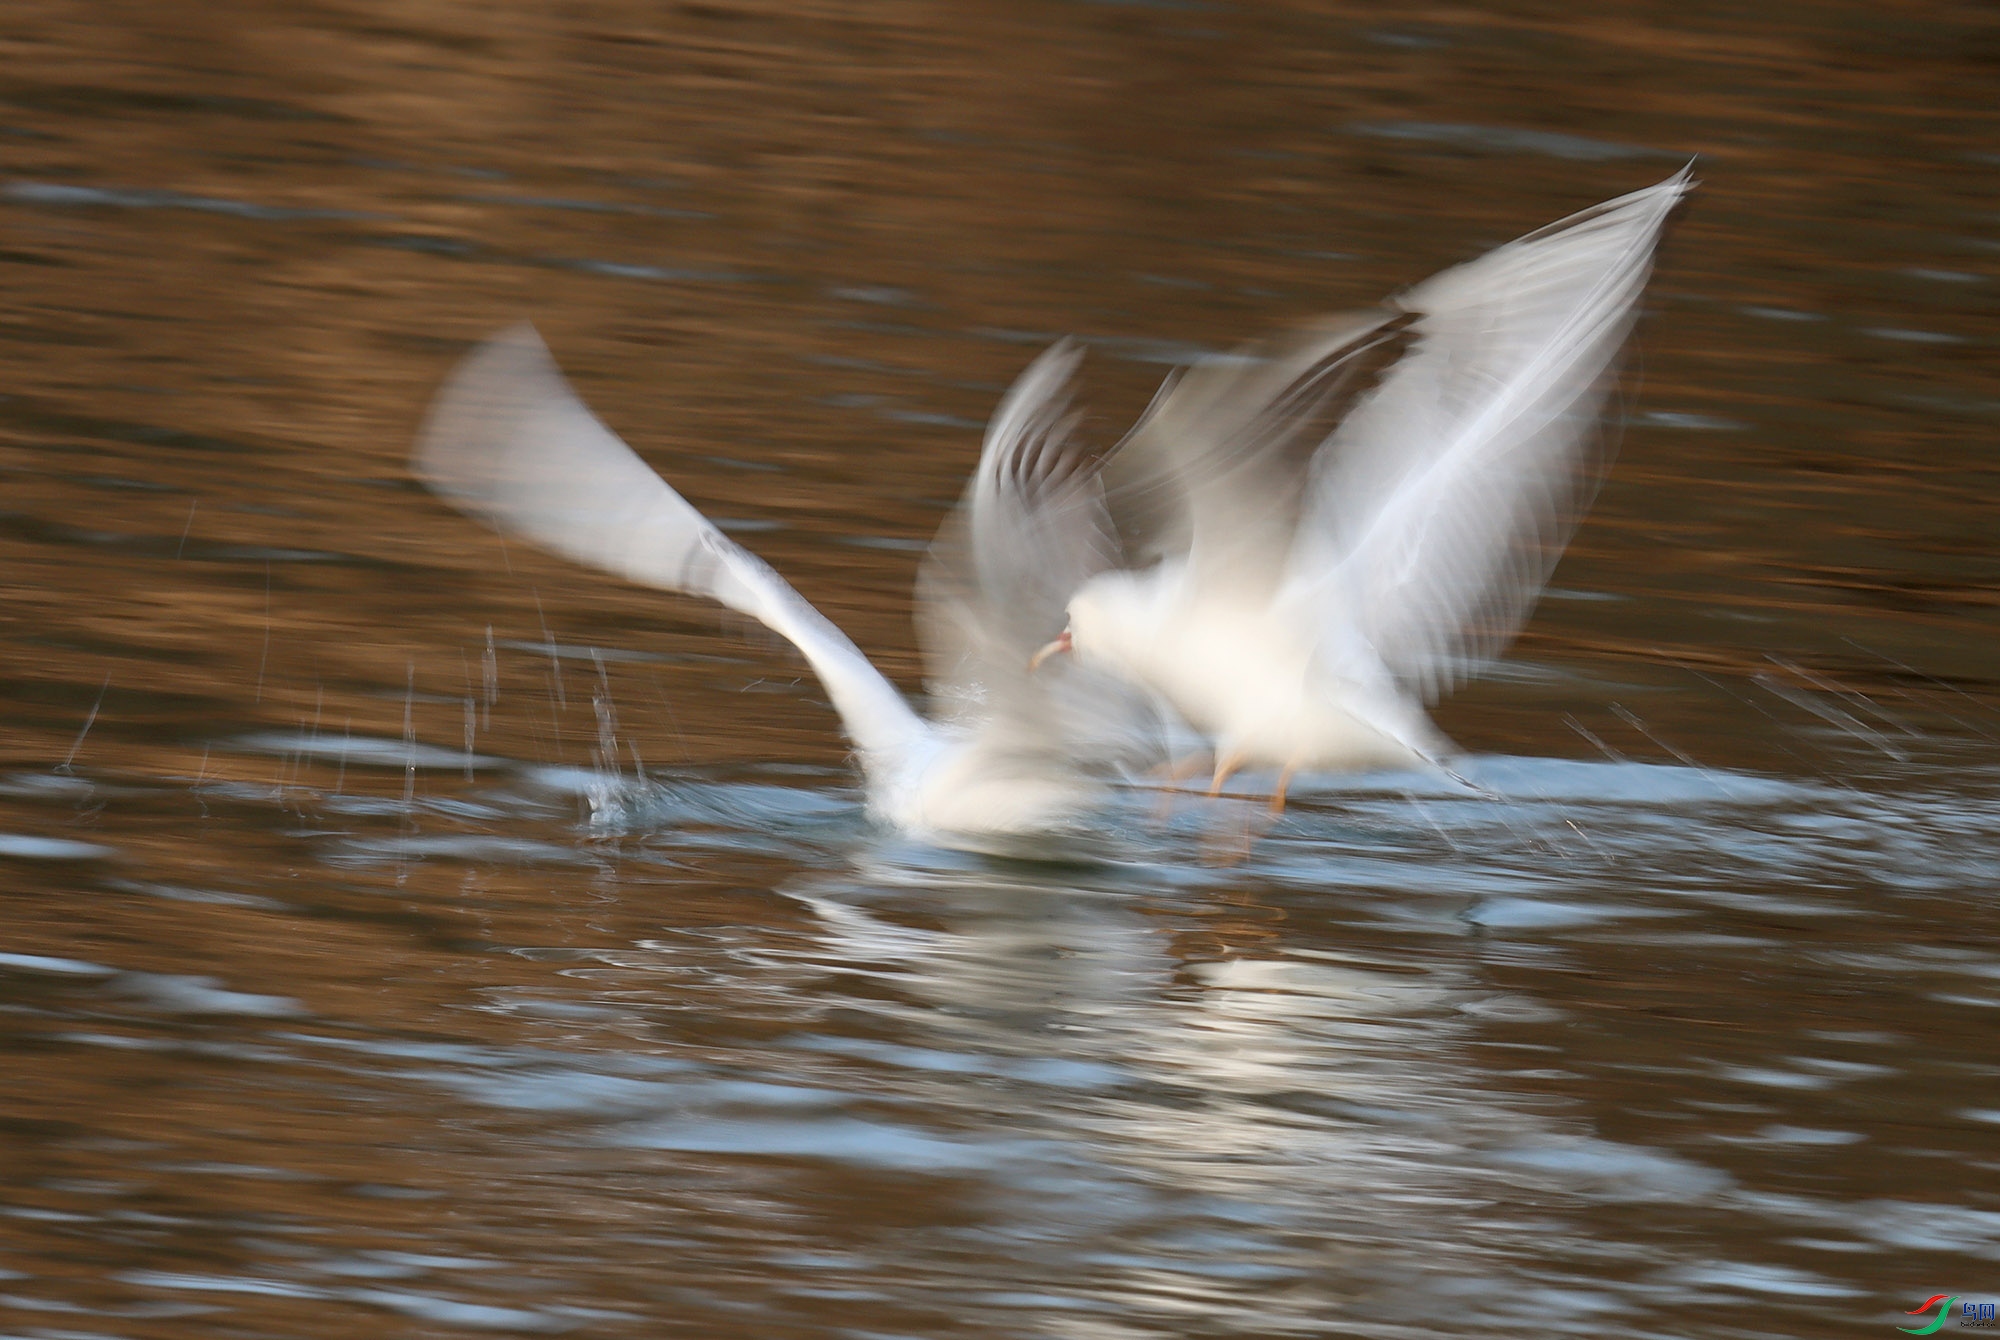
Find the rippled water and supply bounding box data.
[1,1,1996,1336]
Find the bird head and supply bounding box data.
[1031,573,1140,674]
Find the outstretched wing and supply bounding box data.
[1101,311,1407,594]
[1293,166,1693,701]
[414,324,927,773]
[917,341,1170,770]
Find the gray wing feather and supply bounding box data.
[1104,312,1406,593]
[917,341,1170,770]
[1293,166,1693,700]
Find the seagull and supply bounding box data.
[414,326,1167,850]
[1039,167,1694,810]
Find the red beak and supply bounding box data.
[1028,629,1073,672]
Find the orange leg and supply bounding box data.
[1207,750,1245,799]
[1150,752,1210,823]
[1267,762,1297,817]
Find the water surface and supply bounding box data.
[1,1,1996,1336]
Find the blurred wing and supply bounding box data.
[415,324,927,769]
[917,341,1169,769]
[1295,166,1693,700]
[1103,311,1405,592]
[958,338,1113,661]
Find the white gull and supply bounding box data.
[415,327,1165,850]
[1042,167,1695,808]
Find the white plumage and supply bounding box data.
[1056,167,1694,803]
[415,167,1689,844]
[415,327,1165,849]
